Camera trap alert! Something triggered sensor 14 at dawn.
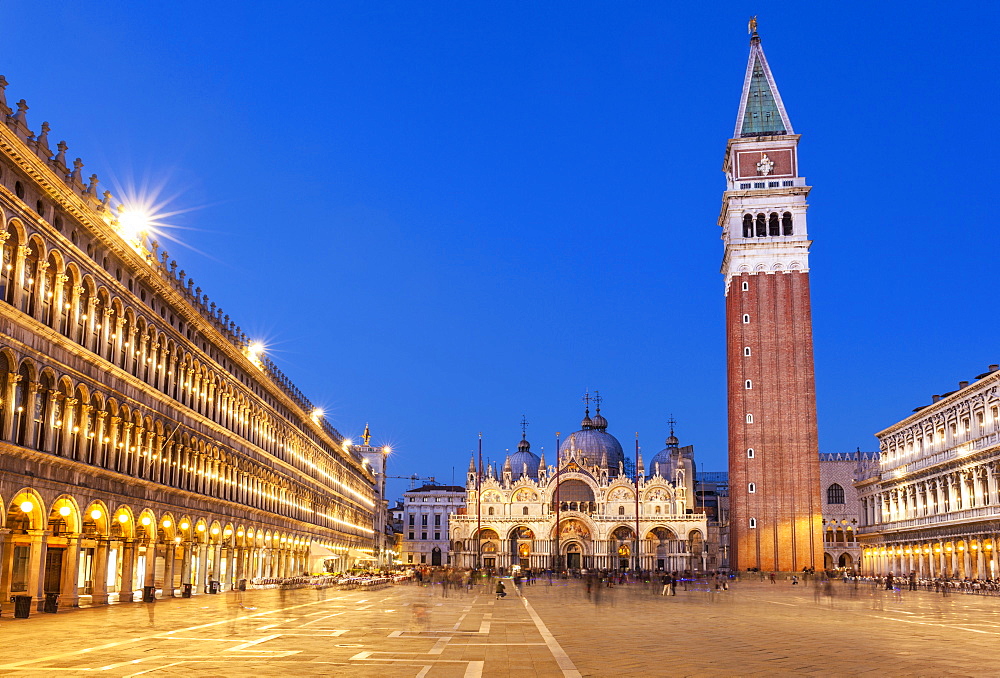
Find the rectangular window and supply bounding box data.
[782,180,794,187]
[421,515,427,526]
[421,532,427,540]
[407,554,413,563]
[434,515,441,526]
[434,532,440,540]
[739,183,751,189]
[408,515,414,526]
[420,554,426,563]
[768,181,779,188]
[753,182,765,189]
[408,532,414,540]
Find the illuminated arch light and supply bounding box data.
[118,514,129,524]
[90,509,103,520]
[141,516,152,527]
[162,519,172,528]
[58,506,72,517]
[19,501,34,513]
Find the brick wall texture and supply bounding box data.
[727,270,823,571]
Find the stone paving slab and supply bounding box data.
[0,579,997,676]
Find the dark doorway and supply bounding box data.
[619,559,628,570]
[44,548,64,594]
[566,552,581,569]
[431,548,442,566]
[483,557,495,568]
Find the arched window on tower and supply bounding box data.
[742,214,753,238]
[782,212,793,235]
[827,483,845,505]
[755,213,766,237]
[618,506,625,516]
[768,212,780,236]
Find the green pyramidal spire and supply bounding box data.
[735,31,793,138]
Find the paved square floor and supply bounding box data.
[0,577,995,676]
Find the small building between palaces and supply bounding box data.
[450,403,710,572]
[856,365,1000,578]
[0,76,377,610]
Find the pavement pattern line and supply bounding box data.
[521,593,583,678]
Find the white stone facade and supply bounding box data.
[857,365,1000,578]
[400,485,465,567]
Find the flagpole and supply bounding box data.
[635,432,641,573]
[477,432,482,571]
[554,431,561,572]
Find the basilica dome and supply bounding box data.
[561,409,624,468]
[509,436,541,478]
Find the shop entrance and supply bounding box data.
[44,548,64,594]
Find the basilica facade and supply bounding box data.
[450,405,710,572]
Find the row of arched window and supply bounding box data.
[0,217,369,510]
[742,212,793,237]
[0,351,370,534]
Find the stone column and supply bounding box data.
[163,542,176,596]
[178,541,193,594]
[28,529,48,610]
[118,539,136,602]
[60,534,82,608]
[212,543,223,589]
[234,547,246,585]
[198,541,210,593]
[91,539,110,605]
[0,528,12,600]
[143,539,157,589]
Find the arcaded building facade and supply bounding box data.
[819,451,875,572]
[721,28,822,572]
[451,405,709,572]
[857,365,1000,579]
[0,78,376,609]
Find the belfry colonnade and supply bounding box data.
[860,533,1000,580]
[0,487,353,610]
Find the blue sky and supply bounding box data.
[3,2,997,501]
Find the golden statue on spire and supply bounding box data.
[748,16,758,35]
[362,423,371,446]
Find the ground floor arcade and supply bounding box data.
[859,531,1000,579]
[0,485,371,611]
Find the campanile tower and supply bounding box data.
[720,25,822,572]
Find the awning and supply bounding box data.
[349,548,378,561]
[309,543,339,559]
